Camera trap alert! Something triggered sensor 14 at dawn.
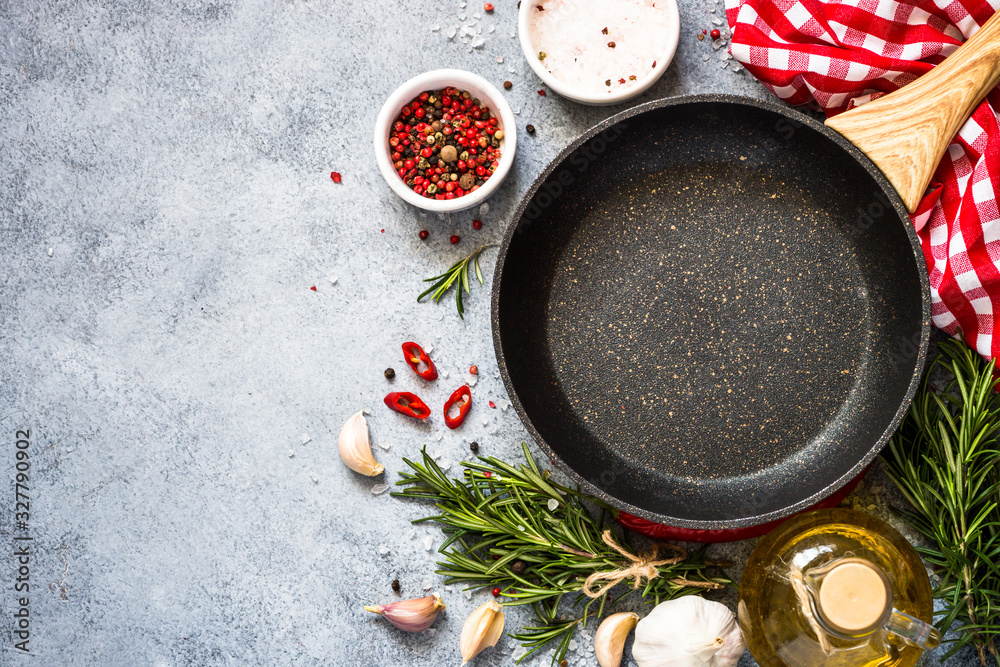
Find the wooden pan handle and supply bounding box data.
[825,11,1000,212]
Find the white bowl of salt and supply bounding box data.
[519,0,681,106]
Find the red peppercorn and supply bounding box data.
[419,230,429,240]
[484,2,494,11]
[489,400,496,408]
[470,365,478,375]
[711,28,721,39]
[472,219,483,230]
[450,235,460,244]
[537,89,547,96]
[330,171,342,183]
[310,286,317,291]
[492,587,501,597]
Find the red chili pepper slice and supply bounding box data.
[402,341,438,381]
[384,392,431,419]
[443,385,472,429]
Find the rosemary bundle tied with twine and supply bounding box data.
[392,443,731,664]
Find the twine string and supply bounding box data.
[790,566,833,655]
[581,530,688,598]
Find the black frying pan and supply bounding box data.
[492,94,930,529]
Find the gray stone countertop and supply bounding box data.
[0,0,983,665]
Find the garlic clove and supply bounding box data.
[595,612,639,667]
[365,593,445,632]
[338,410,384,476]
[460,599,505,663]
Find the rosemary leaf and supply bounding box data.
[882,339,1000,665]
[417,244,496,319]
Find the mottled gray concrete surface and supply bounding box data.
[0,0,982,665]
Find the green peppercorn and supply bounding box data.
[427,184,438,194]
[460,151,470,161]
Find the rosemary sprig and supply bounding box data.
[881,339,1000,665]
[393,443,731,664]
[417,244,496,319]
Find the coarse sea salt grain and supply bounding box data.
[528,0,673,95]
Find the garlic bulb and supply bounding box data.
[365,593,445,632]
[460,599,505,663]
[338,410,383,476]
[595,612,639,667]
[632,597,745,667]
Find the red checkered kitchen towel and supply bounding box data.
[725,0,1000,360]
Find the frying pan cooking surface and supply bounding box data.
[492,96,929,528]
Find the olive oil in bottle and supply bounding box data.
[738,508,939,667]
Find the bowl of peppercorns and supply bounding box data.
[374,69,517,213]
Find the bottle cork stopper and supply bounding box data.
[817,560,889,633]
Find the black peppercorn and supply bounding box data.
[511,560,527,575]
[384,368,395,380]
[391,578,401,593]
[470,441,479,453]
[526,124,536,134]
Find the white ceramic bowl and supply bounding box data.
[373,69,517,213]
[518,0,680,106]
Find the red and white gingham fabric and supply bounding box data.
[725,0,1000,359]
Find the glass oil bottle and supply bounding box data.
[738,508,939,667]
